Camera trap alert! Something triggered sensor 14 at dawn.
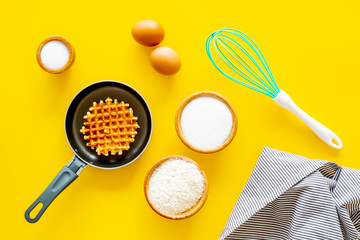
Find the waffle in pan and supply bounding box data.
[80,97,140,156]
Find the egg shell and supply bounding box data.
[150,46,181,75]
[131,20,165,47]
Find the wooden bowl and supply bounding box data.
[144,155,208,220]
[175,91,237,153]
[36,36,75,74]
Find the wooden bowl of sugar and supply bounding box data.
[36,36,75,74]
[175,91,237,153]
[144,155,208,220]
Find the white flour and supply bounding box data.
[40,40,69,70]
[180,96,233,150]
[147,158,205,215]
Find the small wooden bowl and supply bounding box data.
[36,36,75,74]
[144,155,208,220]
[175,91,237,153]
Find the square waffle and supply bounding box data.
[80,97,140,156]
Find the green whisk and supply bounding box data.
[206,28,342,149]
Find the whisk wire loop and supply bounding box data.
[206,28,280,98]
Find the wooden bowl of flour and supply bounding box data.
[175,91,237,153]
[144,155,208,220]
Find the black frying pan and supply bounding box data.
[25,80,152,223]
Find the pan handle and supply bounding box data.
[25,156,87,223]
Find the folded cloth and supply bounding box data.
[219,147,360,240]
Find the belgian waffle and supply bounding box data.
[80,97,140,156]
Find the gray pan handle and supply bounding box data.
[25,156,87,223]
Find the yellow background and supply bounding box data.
[1,0,359,239]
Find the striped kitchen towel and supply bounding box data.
[219,147,360,240]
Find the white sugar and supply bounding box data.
[147,158,205,215]
[180,96,233,150]
[40,40,69,70]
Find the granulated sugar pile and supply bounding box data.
[40,40,69,70]
[147,158,205,215]
[180,96,233,150]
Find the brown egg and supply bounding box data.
[131,20,165,47]
[150,46,181,75]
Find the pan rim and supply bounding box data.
[64,80,153,170]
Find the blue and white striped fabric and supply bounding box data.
[219,147,360,240]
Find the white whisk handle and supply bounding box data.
[273,90,343,149]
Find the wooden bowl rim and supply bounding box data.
[175,91,237,153]
[36,36,75,74]
[144,155,208,220]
